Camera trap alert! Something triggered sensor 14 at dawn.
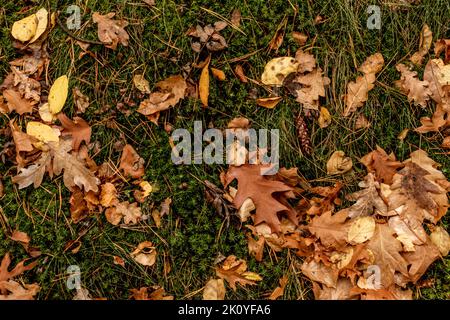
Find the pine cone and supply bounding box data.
[295,114,312,155]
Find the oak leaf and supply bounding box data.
[119,144,145,179]
[224,164,297,233]
[308,210,349,248]
[92,12,129,50]
[395,63,431,107]
[215,255,262,290]
[360,146,404,184]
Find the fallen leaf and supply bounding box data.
[292,31,308,45]
[199,56,210,107]
[137,75,187,118]
[57,113,91,151]
[48,75,68,114]
[3,89,34,115]
[318,107,331,128]
[343,53,384,116]
[100,183,118,207]
[430,226,450,256]
[308,210,349,247]
[203,279,225,300]
[30,8,48,43]
[261,57,299,86]
[410,24,433,65]
[360,147,404,184]
[268,275,288,300]
[395,63,431,107]
[26,121,60,144]
[234,65,248,83]
[326,151,353,175]
[211,67,226,81]
[73,88,89,113]
[133,74,151,94]
[347,216,376,244]
[256,96,282,109]
[92,12,129,50]
[131,241,157,266]
[215,255,262,290]
[11,13,37,42]
[119,144,145,179]
[230,9,241,27]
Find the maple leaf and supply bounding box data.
[346,173,388,218]
[215,255,262,291]
[366,223,408,288]
[57,113,91,151]
[137,75,187,118]
[119,144,145,179]
[343,53,384,116]
[360,146,404,184]
[308,210,349,248]
[395,63,431,107]
[92,12,129,50]
[224,164,297,233]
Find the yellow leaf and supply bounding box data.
[261,57,299,86]
[256,97,282,109]
[11,14,37,42]
[211,68,226,81]
[30,8,48,43]
[318,107,331,128]
[38,103,54,123]
[203,279,226,300]
[26,121,60,143]
[199,56,210,107]
[48,75,69,114]
[242,271,263,281]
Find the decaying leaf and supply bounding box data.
[395,63,431,107]
[119,144,145,179]
[133,74,151,94]
[203,278,226,300]
[131,241,157,266]
[318,107,331,128]
[92,12,129,50]
[256,96,282,109]
[343,53,384,116]
[326,151,353,175]
[215,255,262,290]
[410,24,433,65]
[199,56,210,107]
[73,88,89,113]
[347,216,376,244]
[430,226,450,256]
[261,57,299,86]
[137,75,187,119]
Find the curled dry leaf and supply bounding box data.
[9,230,30,244]
[210,67,226,81]
[292,31,308,45]
[234,64,248,83]
[318,107,331,128]
[133,74,151,94]
[119,144,145,179]
[326,151,353,175]
[130,286,173,300]
[268,275,288,300]
[92,12,129,50]
[203,278,226,300]
[199,56,211,107]
[256,96,282,109]
[73,88,89,113]
[430,226,450,256]
[137,75,187,119]
[100,182,118,207]
[410,24,433,65]
[131,241,157,266]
